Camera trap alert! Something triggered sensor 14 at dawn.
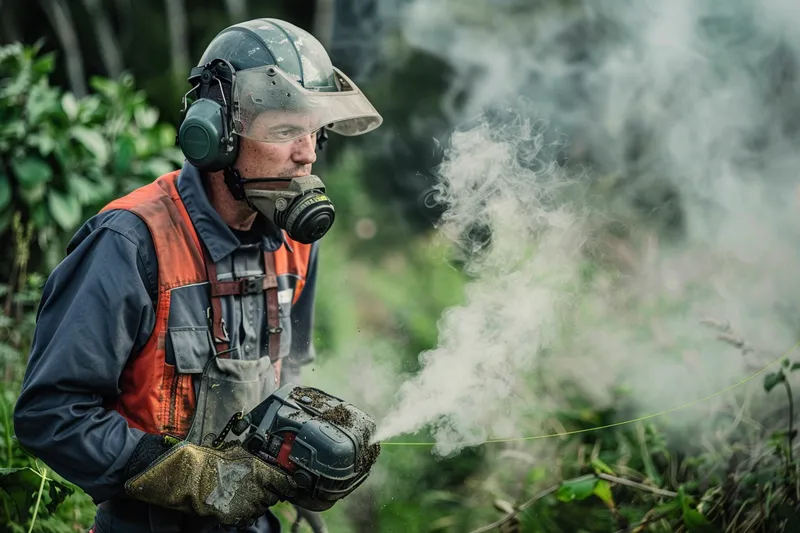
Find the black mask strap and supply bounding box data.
[316,127,328,152]
[223,167,295,202]
[223,167,247,201]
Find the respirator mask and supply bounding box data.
[225,171,335,245]
[176,55,382,244]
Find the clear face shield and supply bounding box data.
[225,63,382,244]
[231,65,383,143]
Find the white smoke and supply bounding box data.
[372,0,800,455]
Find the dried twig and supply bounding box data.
[467,485,559,533]
[469,473,678,533]
[291,505,328,533]
[597,473,678,498]
[613,507,674,533]
[700,318,756,355]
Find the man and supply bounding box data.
[13,18,382,533]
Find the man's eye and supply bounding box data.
[272,128,301,139]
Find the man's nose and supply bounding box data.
[291,133,317,166]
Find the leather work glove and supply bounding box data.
[124,439,294,526]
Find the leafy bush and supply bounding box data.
[0,41,184,532]
[0,41,184,274]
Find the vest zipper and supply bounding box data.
[167,371,181,432]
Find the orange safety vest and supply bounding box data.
[99,170,312,438]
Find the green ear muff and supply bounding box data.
[178,98,238,171]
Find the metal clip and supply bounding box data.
[240,276,265,295]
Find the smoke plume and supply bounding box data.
[372,0,800,455]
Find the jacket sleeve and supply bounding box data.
[13,210,157,503]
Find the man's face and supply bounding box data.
[235,112,318,188]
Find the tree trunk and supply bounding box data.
[1,17,22,44]
[313,0,336,171]
[223,0,247,23]
[0,0,22,44]
[82,0,124,79]
[163,0,190,85]
[114,0,134,49]
[313,0,336,49]
[40,0,87,97]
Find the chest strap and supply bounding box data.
[202,248,283,363]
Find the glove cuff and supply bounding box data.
[124,433,173,480]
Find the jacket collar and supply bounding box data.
[176,163,289,263]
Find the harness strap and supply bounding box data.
[201,245,283,362]
[202,250,230,355]
[263,250,282,363]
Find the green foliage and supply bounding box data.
[0,41,185,532]
[0,380,95,532]
[0,41,183,273]
[555,475,598,503]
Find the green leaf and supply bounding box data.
[67,173,105,205]
[684,508,715,532]
[791,363,800,372]
[31,204,49,229]
[526,466,547,485]
[134,106,159,129]
[10,156,52,188]
[651,498,683,516]
[71,126,110,166]
[139,157,177,179]
[18,183,46,205]
[61,92,79,121]
[78,95,102,123]
[783,359,791,368]
[591,457,615,475]
[764,370,786,393]
[154,123,178,150]
[31,52,55,75]
[113,135,136,175]
[47,191,82,230]
[0,466,74,523]
[0,210,12,233]
[0,119,25,144]
[89,76,118,100]
[26,133,56,156]
[0,466,41,523]
[25,82,60,123]
[0,173,10,212]
[678,486,716,532]
[555,476,597,502]
[592,480,613,507]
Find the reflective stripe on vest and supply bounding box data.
[100,170,312,437]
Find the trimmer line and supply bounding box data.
[381,340,800,447]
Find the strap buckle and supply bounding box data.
[240,276,265,295]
